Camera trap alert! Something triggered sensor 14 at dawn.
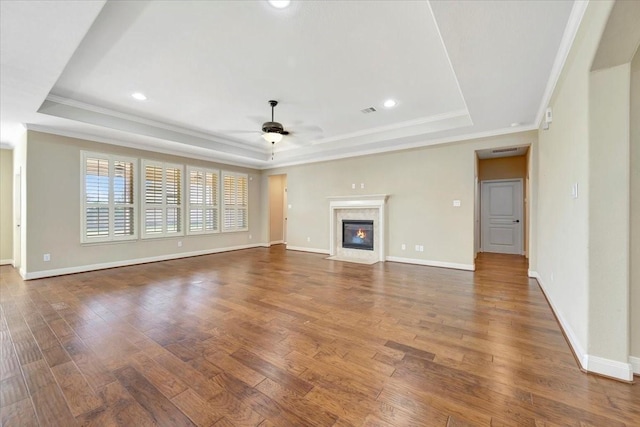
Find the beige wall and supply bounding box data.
[537,0,636,379]
[0,149,13,263]
[588,62,630,363]
[536,0,613,363]
[478,156,527,181]
[268,174,286,243]
[264,131,536,268]
[631,47,640,359]
[23,131,263,276]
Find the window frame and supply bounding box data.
[221,171,249,233]
[141,160,185,239]
[80,151,138,244]
[186,166,220,235]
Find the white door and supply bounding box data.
[14,170,21,268]
[283,185,287,244]
[481,179,523,254]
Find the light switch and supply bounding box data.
[351,183,356,189]
[360,183,365,189]
[453,200,461,207]
[571,183,578,199]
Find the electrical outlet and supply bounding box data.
[307,237,311,242]
[419,245,424,252]
[249,234,252,240]
[401,244,406,250]
[415,245,420,251]
[351,183,356,189]
[360,183,365,189]
[453,200,461,207]
[43,253,51,262]
[177,241,183,247]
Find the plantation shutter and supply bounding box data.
[142,161,183,238]
[81,152,137,243]
[85,157,110,238]
[222,172,249,232]
[187,167,219,234]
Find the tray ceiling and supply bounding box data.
[1,0,577,168]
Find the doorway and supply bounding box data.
[481,179,524,254]
[268,174,287,245]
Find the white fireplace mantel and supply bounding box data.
[328,194,389,262]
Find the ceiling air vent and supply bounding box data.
[360,107,377,114]
[492,147,518,154]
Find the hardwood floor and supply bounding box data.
[1,247,638,426]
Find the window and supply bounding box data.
[81,152,137,243]
[142,160,184,238]
[187,166,220,234]
[222,172,249,232]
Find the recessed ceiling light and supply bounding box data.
[268,0,290,8]
[131,92,147,101]
[383,99,397,108]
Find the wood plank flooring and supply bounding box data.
[1,247,638,426]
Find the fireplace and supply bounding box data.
[342,220,374,251]
[328,194,388,263]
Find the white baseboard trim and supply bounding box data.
[532,271,633,381]
[585,355,633,381]
[629,356,640,376]
[0,259,14,266]
[386,256,475,271]
[286,245,330,255]
[22,243,268,280]
[269,240,284,245]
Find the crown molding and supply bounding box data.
[25,124,264,170]
[266,124,537,169]
[43,95,267,154]
[313,109,470,145]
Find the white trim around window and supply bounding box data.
[141,160,184,238]
[186,166,220,235]
[81,151,138,243]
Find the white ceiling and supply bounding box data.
[1,0,579,168]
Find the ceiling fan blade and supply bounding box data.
[292,124,323,133]
[219,129,261,134]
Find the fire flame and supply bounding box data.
[357,228,366,239]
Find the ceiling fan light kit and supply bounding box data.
[262,131,283,144]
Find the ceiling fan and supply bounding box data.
[262,100,289,144]
[220,99,323,159]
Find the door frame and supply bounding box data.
[480,178,524,255]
